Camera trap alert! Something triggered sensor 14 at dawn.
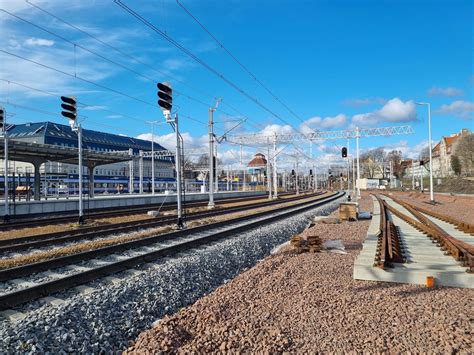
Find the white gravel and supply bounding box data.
[0,197,343,353]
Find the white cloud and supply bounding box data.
[259,124,294,136]
[437,100,474,120]
[137,131,207,151]
[301,114,347,133]
[428,86,463,97]
[24,38,55,47]
[351,98,417,127]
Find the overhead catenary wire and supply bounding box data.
[114,0,308,136]
[175,0,305,125]
[0,50,157,108]
[1,78,208,128]
[0,78,146,124]
[22,1,246,119]
[3,2,269,137]
[0,100,149,136]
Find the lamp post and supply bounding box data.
[416,102,434,203]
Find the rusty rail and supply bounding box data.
[385,195,473,273]
[406,201,473,235]
[373,195,405,269]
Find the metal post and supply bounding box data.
[2,109,9,222]
[214,143,218,193]
[174,113,183,228]
[296,157,299,195]
[77,125,84,224]
[416,102,434,202]
[128,148,133,194]
[266,141,271,199]
[427,103,434,202]
[151,122,155,195]
[420,161,424,192]
[273,134,278,199]
[347,138,350,193]
[356,126,361,198]
[208,107,215,208]
[412,161,415,190]
[389,160,393,189]
[139,150,144,194]
[314,168,318,191]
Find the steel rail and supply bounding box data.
[383,195,473,272]
[0,192,298,231]
[0,192,325,251]
[0,191,343,310]
[373,195,404,268]
[400,199,473,236]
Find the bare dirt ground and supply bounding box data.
[389,191,474,225]
[125,194,473,353]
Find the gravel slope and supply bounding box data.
[126,195,473,353]
[0,196,343,353]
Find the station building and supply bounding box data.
[0,121,175,197]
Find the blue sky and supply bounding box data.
[0,0,472,168]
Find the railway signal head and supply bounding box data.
[291,169,295,176]
[309,169,313,176]
[60,96,77,124]
[342,147,347,158]
[0,108,4,131]
[157,82,172,113]
[420,160,424,166]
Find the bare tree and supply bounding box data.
[196,154,222,166]
[453,133,474,176]
[360,148,386,178]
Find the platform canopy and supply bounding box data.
[0,139,132,167]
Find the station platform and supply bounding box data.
[0,190,266,217]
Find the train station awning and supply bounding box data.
[0,139,132,167]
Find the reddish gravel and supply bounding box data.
[125,194,473,353]
[390,191,474,225]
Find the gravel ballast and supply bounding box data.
[126,194,473,353]
[0,196,343,353]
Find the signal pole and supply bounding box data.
[61,96,84,224]
[77,124,84,223]
[1,107,9,222]
[356,126,361,198]
[273,133,278,198]
[267,139,271,199]
[158,82,184,229]
[208,106,215,208]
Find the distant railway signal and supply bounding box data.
[420,160,424,166]
[291,169,295,176]
[309,169,313,176]
[157,82,172,112]
[342,147,347,158]
[60,96,77,121]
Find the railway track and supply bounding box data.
[0,191,343,310]
[381,194,473,272]
[0,192,325,253]
[0,192,299,231]
[373,195,405,268]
